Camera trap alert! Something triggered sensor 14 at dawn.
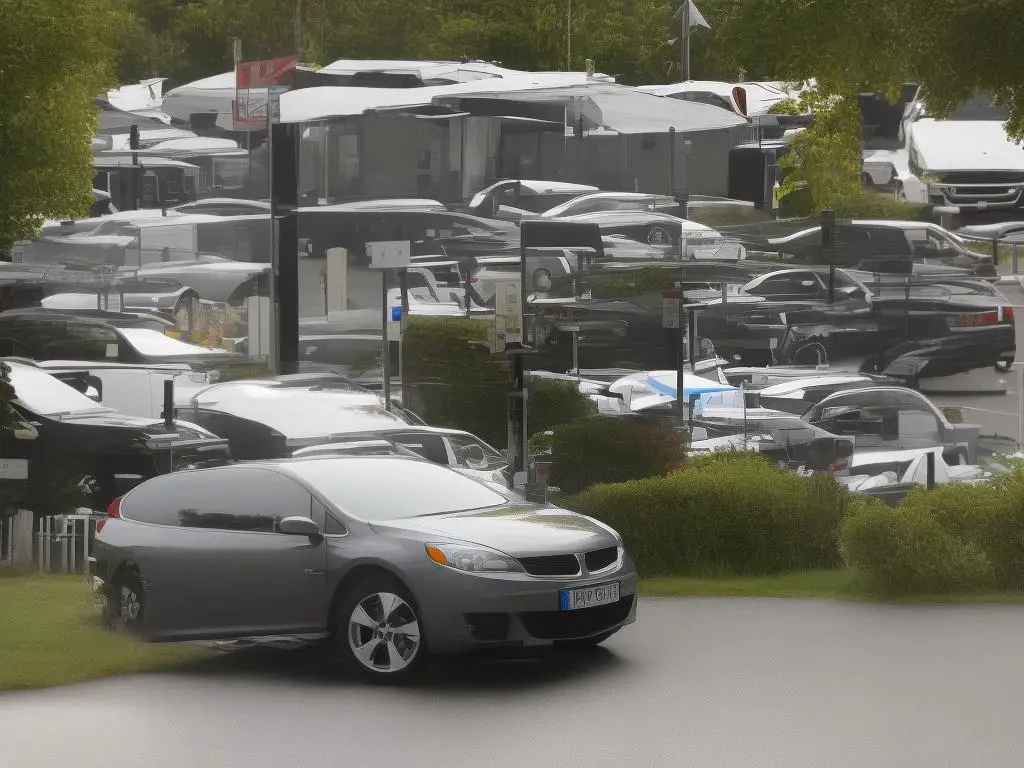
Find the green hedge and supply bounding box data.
[840,469,1024,595]
[403,317,594,446]
[564,453,849,577]
[549,416,684,494]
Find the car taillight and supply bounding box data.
[949,310,1006,328]
[96,497,121,533]
[830,459,848,472]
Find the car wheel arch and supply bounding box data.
[327,563,419,628]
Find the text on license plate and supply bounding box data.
[560,582,620,611]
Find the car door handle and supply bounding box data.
[304,569,325,576]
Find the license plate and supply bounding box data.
[559,582,620,611]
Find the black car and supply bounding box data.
[0,359,231,511]
[299,207,522,263]
[689,413,856,474]
[0,309,251,373]
[760,220,996,277]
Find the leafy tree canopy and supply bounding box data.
[0,0,125,250]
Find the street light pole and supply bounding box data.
[567,0,572,70]
[681,0,690,82]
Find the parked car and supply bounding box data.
[292,425,508,483]
[465,179,599,220]
[762,219,995,276]
[540,192,684,219]
[0,309,247,372]
[897,91,1024,212]
[0,358,231,510]
[179,373,415,459]
[91,455,638,679]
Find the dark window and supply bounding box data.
[391,432,450,465]
[122,467,313,531]
[52,323,120,361]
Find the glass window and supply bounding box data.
[449,434,507,471]
[122,466,313,531]
[54,323,120,361]
[391,432,450,465]
[287,458,507,521]
[7,363,109,417]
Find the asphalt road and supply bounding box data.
[4,597,1024,768]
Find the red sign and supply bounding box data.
[236,55,300,89]
[234,55,300,131]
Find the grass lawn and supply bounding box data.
[641,568,1024,604]
[0,571,208,692]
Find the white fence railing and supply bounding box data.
[35,513,97,574]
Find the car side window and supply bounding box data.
[392,433,450,465]
[57,323,120,361]
[122,467,313,532]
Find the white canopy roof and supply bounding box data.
[162,71,236,127]
[282,79,748,133]
[281,72,603,123]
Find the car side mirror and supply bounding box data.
[277,516,323,538]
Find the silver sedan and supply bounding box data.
[91,455,638,680]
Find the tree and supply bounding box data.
[692,0,1024,133]
[0,0,125,251]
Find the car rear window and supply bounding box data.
[287,457,507,520]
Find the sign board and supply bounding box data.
[0,459,29,480]
[388,306,402,340]
[493,276,523,350]
[367,240,411,270]
[662,295,681,328]
[233,55,299,131]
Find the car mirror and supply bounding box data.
[277,516,323,538]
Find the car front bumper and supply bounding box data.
[412,554,640,654]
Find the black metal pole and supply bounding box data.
[162,380,174,428]
[668,127,676,196]
[270,120,300,375]
[822,208,836,304]
[129,125,141,211]
[399,268,409,409]
[675,299,686,426]
[381,269,391,410]
[926,450,936,489]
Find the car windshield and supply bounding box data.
[289,457,508,520]
[946,94,1011,121]
[7,363,109,416]
[118,327,227,357]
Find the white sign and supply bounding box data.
[662,296,681,329]
[0,459,29,480]
[367,240,411,270]
[492,276,523,348]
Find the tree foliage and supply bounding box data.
[0,0,125,250]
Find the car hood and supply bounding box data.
[370,505,620,557]
[911,120,1024,172]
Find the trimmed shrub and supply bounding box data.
[550,416,684,494]
[839,495,996,595]
[564,452,848,576]
[403,317,595,446]
[907,474,1024,589]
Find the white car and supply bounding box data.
[897,91,1024,211]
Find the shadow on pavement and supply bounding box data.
[163,642,626,691]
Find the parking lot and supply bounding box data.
[4,597,1024,768]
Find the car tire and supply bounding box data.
[646,226,673,246]
[333,574,425,682]
[106,570,145,635]
[552,628,619,653]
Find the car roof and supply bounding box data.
[0,308,153,326]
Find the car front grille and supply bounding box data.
[518,594,635,640]
[584,546,618,572]
[517,554,581,576]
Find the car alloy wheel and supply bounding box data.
[107,571,145,634]
[647,226,672,246]
[346,590,422,677]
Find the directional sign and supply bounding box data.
[0,459,29,480]
[234,55,299,131]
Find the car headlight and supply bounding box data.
[533,268,552,291]
[425,543,524,573]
